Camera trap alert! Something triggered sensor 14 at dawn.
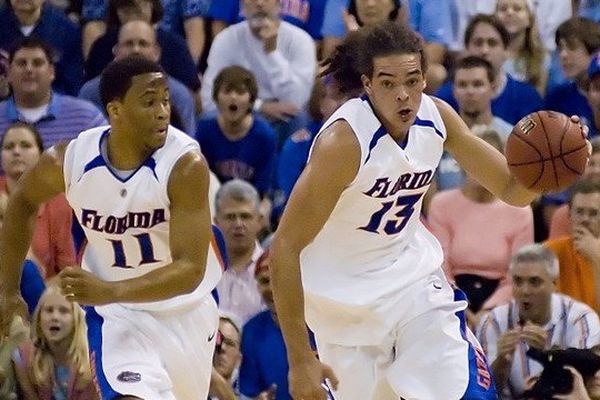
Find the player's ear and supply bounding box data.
[106,101,120,119]
[361,74,372,96]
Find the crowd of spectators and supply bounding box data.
[2,0,600,399]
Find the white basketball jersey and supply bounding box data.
[64,126,223,312]
[301,95,447,345]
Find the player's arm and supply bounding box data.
[436,97,538,207]
[0,144,67,295]
[270,121,355,397]
[113,151,211,302]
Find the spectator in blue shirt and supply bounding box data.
[544,17,600,137]
[0,0,83,96]
[196,66,277,198]
[209,0,327,40]
[0,37,106,148]
[435,14,543,125]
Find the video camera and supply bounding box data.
[522,347,600,399]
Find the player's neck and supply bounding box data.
[217,114,253,140]
[106,129,151,170]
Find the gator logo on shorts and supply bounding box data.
[117,371,142,383]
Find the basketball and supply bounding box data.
[505,111,588,193]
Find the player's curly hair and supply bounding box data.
[320,21,426,96]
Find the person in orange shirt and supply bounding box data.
[544,180,600,313]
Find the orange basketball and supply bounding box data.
[505,111,588,193]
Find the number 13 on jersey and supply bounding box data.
[359,193,424,235]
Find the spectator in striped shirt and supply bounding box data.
[476,244,600,399]
[0,37,106,149]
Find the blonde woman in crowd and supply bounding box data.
[495,0,549,94]
[13,283,98,399]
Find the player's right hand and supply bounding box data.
[0,292,28,338]
[288,357,339,400]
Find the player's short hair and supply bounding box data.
[555,17,600,55]
[99,56,165,109]
[215,179,261,213]
[320,21,425,96]
[1,122,44,153]
[464,14,510,49]
[452,55,496,84]
[211,66,258,107]
[8,36,56,65]
[568,179,600,208]
[509,244,559,280]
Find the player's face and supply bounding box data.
[511,261,554,324]
[558,38,591,79]
[570,192,600,237]
[495,0,531,36]
[39,291,75,345]
[453,67,494,115]
[216,87,252,123]
[215,198,262,254]
[1,126,41,179]
[362,53,425,137]
[355,0,395,26]
[213,320,241,378]
[584,153,600,183]
[466,22,508,72]
[118,72,170,151]
[7,47,55,97]
[255,257,273,310]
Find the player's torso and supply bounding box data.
[64,126,221,311]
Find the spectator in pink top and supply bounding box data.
[428,128,534,328]
[0,122,75,278]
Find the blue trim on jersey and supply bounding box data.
[364,126,387,164]
[452,289,498,400]
[81,129,159,183]
[85,306,124,399]
[71,211,87,256]
[211,224,229,271]
[413,117,444,139]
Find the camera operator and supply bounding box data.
[477,244,600,399]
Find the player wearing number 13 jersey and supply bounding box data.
[0,57,225,400]
[270,22,545,400]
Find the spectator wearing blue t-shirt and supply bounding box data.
[196,66,277,198]
[435,14,543,125]
[544,17,600,137]
[209,0,327,40]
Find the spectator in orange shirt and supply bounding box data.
[0,122,75,278]
[544,180,600,313]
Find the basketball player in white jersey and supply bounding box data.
[0,57,224,399]
[269,23,580,400]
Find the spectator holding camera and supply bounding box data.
[477,244,600,399]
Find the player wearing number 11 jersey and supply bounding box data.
[269,22,545,400]
[0,57,225,399]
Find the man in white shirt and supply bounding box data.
[200,0,316,142]
[477,244,600,399]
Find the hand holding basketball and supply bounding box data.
[505,111,589,193]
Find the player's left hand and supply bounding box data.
[570,115,592,158]
[58,267,113,305]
